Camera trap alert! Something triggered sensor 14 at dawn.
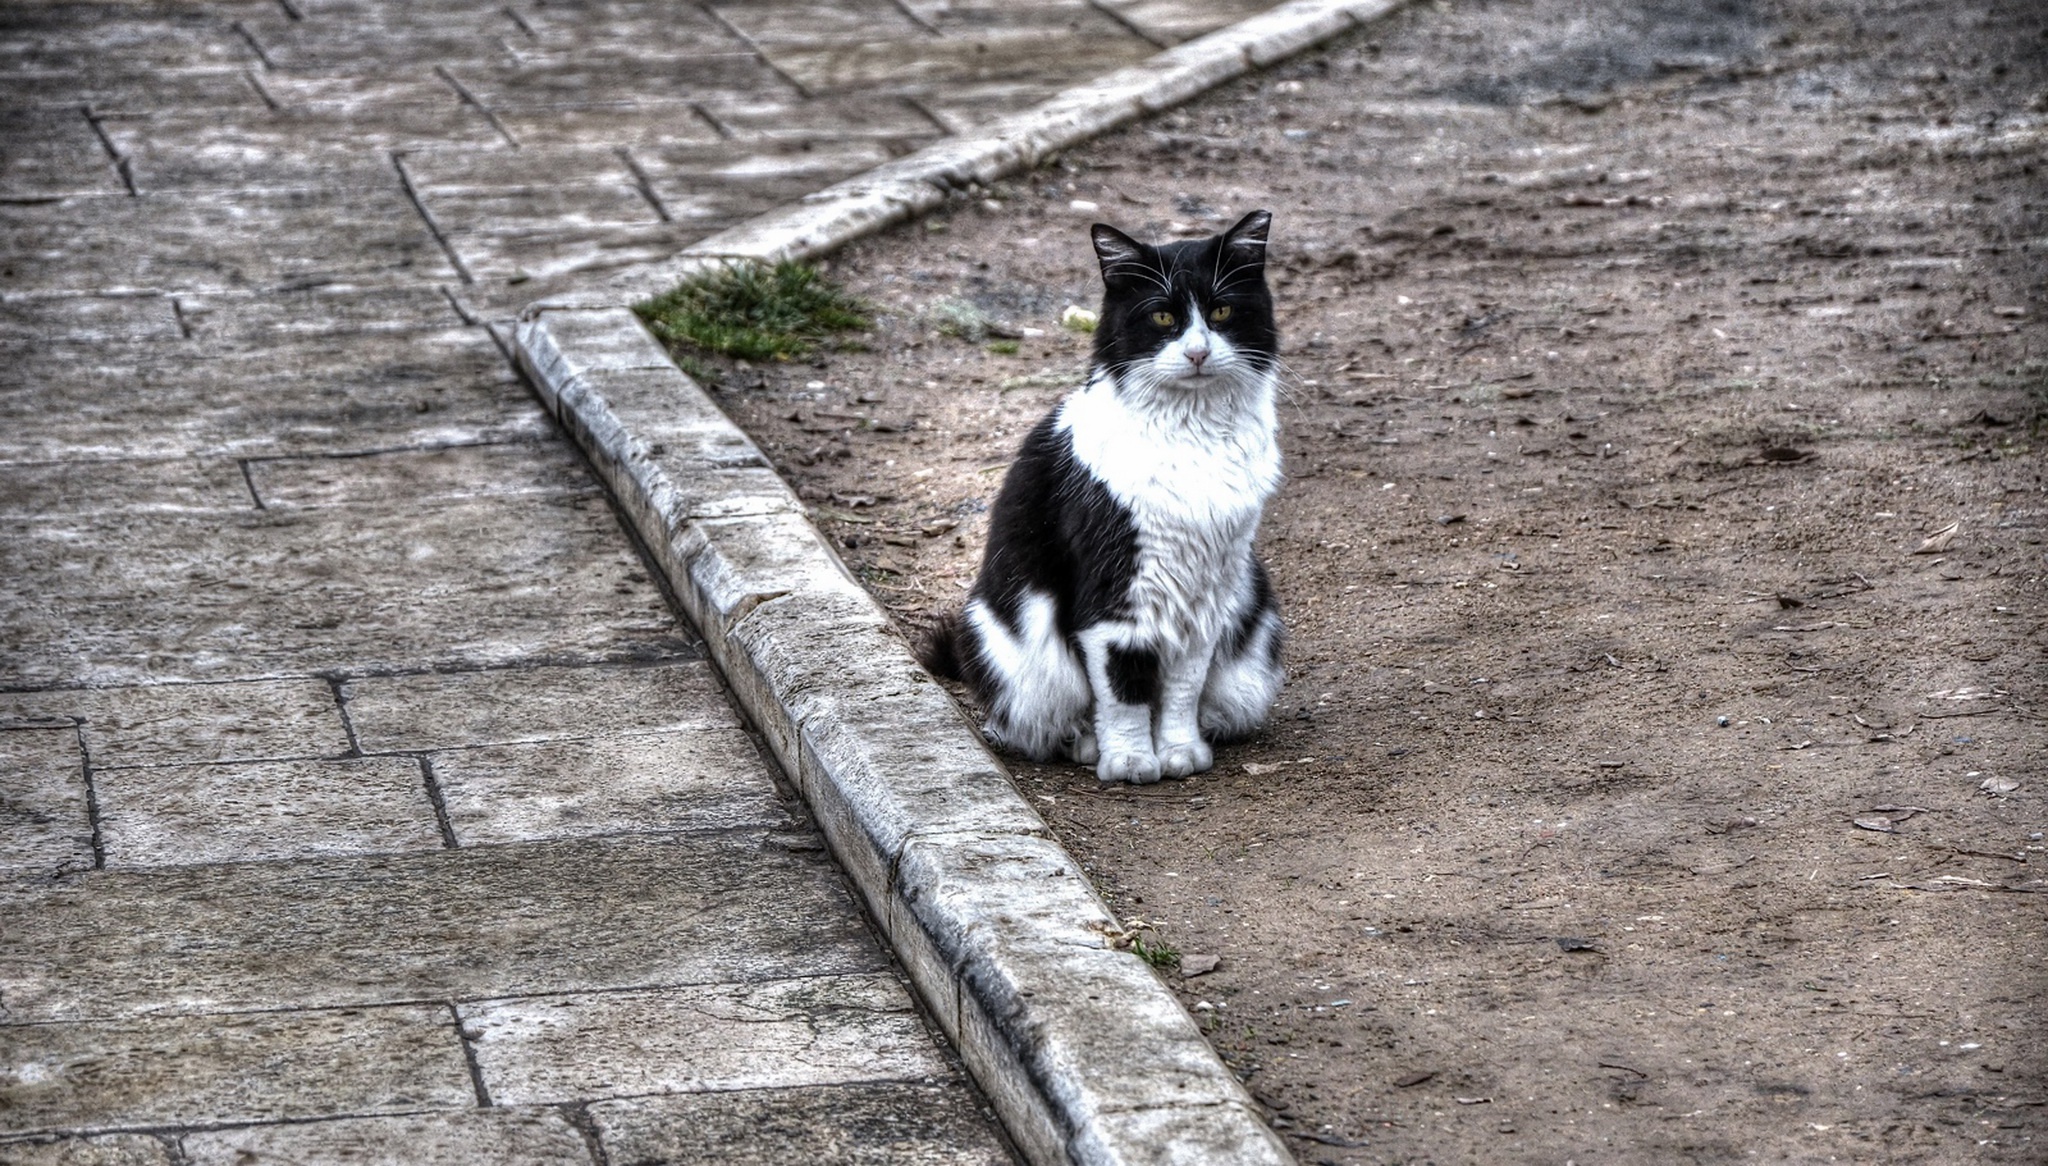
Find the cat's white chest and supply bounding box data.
[1059,378,1279,642]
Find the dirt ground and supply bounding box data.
[690,1,2047,1161]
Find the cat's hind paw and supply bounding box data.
[1097,750,1162,785]
[1157,739,1213,778]
[1065,730,1099,765]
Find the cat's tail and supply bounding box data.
[917,610,967,681]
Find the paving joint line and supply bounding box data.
[502,4,539,41]
[392,152,475,284]
[508,3,1409,1163]
[243,68,283,111]
[418,756,460,848]
[695,3,813,100]
[230,21,278,70]
[1086,0,1177,50]
[884,0,944,36]
[561,1103,612,1166]
[73,719,106,870]
[435,64,520,149]
[615,147,672,222]
[236,459,267,509]
[80,105,136,197]
[328,676,365,758]
[450,1001,494,1107]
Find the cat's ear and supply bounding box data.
[1091,224,1147,284]
[1222,210,1271,267]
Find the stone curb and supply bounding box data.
[513,3,1408,1163]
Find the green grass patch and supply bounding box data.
[635,261,869,362]
[1131,932,1181,970]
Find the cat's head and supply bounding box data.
[1089,210,1277,394]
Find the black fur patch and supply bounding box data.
[941,413,1142,710]
[1105,645,1160,706]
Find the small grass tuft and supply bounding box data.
[635,261,869,362]
[1131,932,1181,970]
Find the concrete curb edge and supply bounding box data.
[513,3,1406,1162]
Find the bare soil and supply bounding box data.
[699,1,2047,1161]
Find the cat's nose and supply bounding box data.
[1185,344,1209,370]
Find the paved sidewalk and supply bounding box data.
[0,0,1287,1161]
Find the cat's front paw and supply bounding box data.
[1097,750,1162,785]
[1157,739,1213,778]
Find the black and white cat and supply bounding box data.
[922,210,1286,784]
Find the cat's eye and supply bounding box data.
[1149,310,1177,328]
[1209,305,1232,323]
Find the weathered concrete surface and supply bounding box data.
[590,1081,1014,1165]
[345,661,735,751]
[0,680,349,769]
[461,974,946,1104]
[2,1005,476,1135]
[0,496,687,688]
[0,835,887,1023]
[180,1109,589,1166]
[432,730,786,844]
[0,1132,175,1166]
[0,725,92,878]
[93,756,442,868]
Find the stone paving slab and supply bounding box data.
[0,834,886,1023]
[0,499,686,687]
[0,109,124,200]
[345,661,734,753]
[486,101,726,150]
[0,458,252,520]
[102,110,505,192]
[0,725,91,879]
[705,93,945,142]
[0,680,349,770]
[169,286,474,339]
[1099,0,1283,43]
[0,69,264,117]
[94,756,442,869]
[0,1132,174,1166]
[590,1081,1012,1165]
[462,973,944,1105]
[1,1004,475,1136]
[1,189,457,294]
[180,1108,589,1166]
[0,331,542,462]
[246,442,599,510]
[433,729,786,845]
[0,14,260,76]
[0,296,184,350]
[443,54,779,111]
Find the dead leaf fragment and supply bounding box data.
[1980,776,2021,796]
[1394,1071,1436,1088]
[1752,446,1816,464]
[1912,521,1959,554]
[1853,817,1897,833]
[1180,952,1221,976]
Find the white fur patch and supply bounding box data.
[965,590,1089,760]
[1058,364,1281,658]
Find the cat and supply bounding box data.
[921,209,1286,784]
